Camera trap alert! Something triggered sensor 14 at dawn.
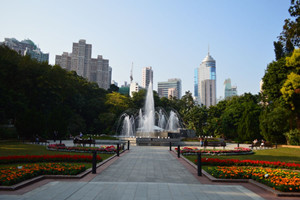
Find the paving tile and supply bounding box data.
[0,146,266,200]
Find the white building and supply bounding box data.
[142,66,153,88]
[197,52,216,107]
[130,82,140,97]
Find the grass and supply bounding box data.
[0,140,113,161]
[184,147,300,164]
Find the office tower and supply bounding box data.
[224,78,237,99]
[157,78,182,99]
[142,66,153,88]
[194,68,199,101]
[55,39,111,90]
[1,38,49,63]
[197,51,216,107]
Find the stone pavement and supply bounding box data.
[0,146,265,200]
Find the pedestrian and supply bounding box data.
[200,137,204,147]
[204,138,208,149]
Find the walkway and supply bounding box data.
[0,146,265,200]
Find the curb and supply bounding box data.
[0,150,126,191]
[176,151,300,197]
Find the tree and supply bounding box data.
[279,0,300,50]
[237,102,261,141]
[184,106,208,136]
[274,41,285,60]
[262,58,291,103]
[260,105,290,143]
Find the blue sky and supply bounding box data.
[0,0,291,99]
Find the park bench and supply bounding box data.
[204,141,226,149]
[73,138,96,147]
[250,141,273,149]
[30,136,49,145]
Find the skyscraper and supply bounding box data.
[157,78,182,99]
[1,38,49,63]
[197,51,216,107]
[224,78,237,99]
[55,39,112,90]
[194,68,199,101]
[142,66,153,88]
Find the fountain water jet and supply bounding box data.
[118,81,182,138]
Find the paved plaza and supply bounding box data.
[0,146,266,200]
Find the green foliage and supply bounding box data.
[259,105,290,143]
[274,41,285,60]
[281,72,300,111]
[105,92,131,116]
[0,46,109,139]
[284,129,300,145]
[262,58,290,103]
[278,0,300,51]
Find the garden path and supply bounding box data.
[0,146,265,200]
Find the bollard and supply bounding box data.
[275,143,277,149]
[92,151,97,174]
[177,145,180,158]
[128,140,130,150]
[117,143,120,156]
[169,142,172,151]
[251,143,253,150]
[197,153,202,176]
[237,143,239,148]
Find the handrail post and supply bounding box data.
[197,152,202,176]
[92,150,97,174]
[117,143,120,156]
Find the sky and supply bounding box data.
[0,0,291,99]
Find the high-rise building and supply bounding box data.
[197,51,216,107]
[157,78,182,99]
[224,78,237,99]
[168,88,178,99]
[1,38,49,63]
[55,39,111,90]
[142,66,153,88]
[194,68,199,98]
[55,52,71,70]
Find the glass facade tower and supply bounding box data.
[197,52,216,107]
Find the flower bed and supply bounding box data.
[176,146,253,155]
[0,155,102,164]
[0,163,86,186]
[47,144,117,153]
[194,157,300,170]
[206,166,300,192]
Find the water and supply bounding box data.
[121,115,134,137]
[166,110,180,132]
[119,82,181,137]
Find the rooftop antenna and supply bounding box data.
[130,62,133,83]
[208,44,210,55]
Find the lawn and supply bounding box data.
[0,141,112,161]
[184,147,300,164]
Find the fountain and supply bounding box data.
[118,82,182,140]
